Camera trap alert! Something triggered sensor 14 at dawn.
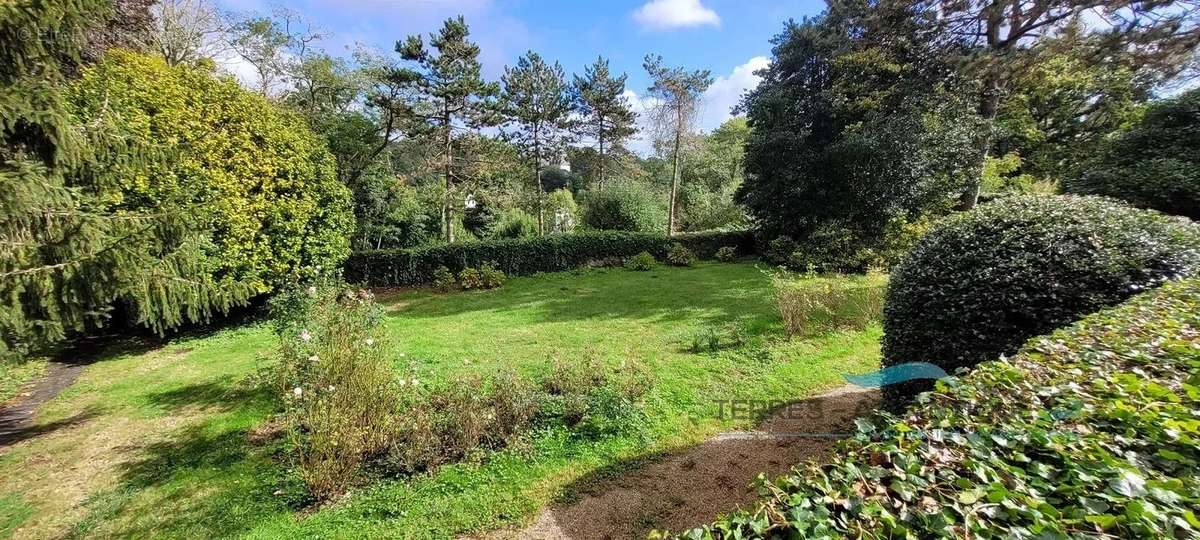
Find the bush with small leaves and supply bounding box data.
[432,266,456,292]
[478,262,506,289]
[715,246,738,262]
[666,243,695,267]
[458,268,484,290]
[883,195,1200,406]
[267,282,399,500]
[625,251,656,271]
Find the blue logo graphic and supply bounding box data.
[844,362,949,388]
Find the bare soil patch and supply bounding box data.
[479,385,879,540]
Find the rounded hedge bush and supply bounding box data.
[882,195,1200,392]
[68,51,353,292]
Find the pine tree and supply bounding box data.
[394,16,501,243]
[571,56,637,190]
[643,54,712,236]
[0,0,249,359]
[501,52,574,235]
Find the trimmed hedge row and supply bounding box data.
[344,230,755,286]
[673,278,1200,539]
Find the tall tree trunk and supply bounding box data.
[597,120,606,190]
[960,13,1005,210]
[443,108,455,243]
[534,133,544,235]
[961,81,1002,209]
[668,110,682,236]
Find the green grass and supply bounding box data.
[0,262,881,539]
[0,358,47,405]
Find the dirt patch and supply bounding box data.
[479,385,879,540]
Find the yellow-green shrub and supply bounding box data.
[68,50,353,292]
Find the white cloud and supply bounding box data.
[698,55,768,131]
[632,0,721,30]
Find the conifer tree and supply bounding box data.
[571,56,637,190]
[643,54,712,236]
[0,0,249,358]
[501,51,574,235]
[394,17,500,243]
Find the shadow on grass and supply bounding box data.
[144,381,266,412]
[0,408,102,448]
[68,421,286,540]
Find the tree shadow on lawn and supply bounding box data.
[67,383,281,539]
[385,268,778,330]
[69,423,287,540]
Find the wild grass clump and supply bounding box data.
[772,271,886,339]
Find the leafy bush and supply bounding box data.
[579,182,668,232]
[69,51,353,292]
[456,263,504,290]
[345,230,754,286]
[764,236,799,267]
[715,246,738,262]
[478,262,506,289]
[676,278,1200,539]
[774,273,887,339]
[625,251,656,271]
[386,370,540,474]
[490,208,538,239]
[268,283,399,500]
[546,189,578,233]
[432,266,456,292]
[458,268,484,290]
[666,243,695,266]
[883,195,1200,400]
[1067,88,1200,220]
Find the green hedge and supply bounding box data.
[674,278,1200,539]
[344,230,755,286]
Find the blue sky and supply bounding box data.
[215,0,827,146]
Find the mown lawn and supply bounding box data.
[0,262,881,539]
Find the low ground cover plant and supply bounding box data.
[773,272,887,339]
[676,278,1200,539]
[715,246,738,262]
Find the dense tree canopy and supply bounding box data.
[1066,88,1200,219]
[1,1,250,358]
[737,2,978,261]
[69,51,354,292]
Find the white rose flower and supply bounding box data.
[299,330,312,342]
[293,387,303,397]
